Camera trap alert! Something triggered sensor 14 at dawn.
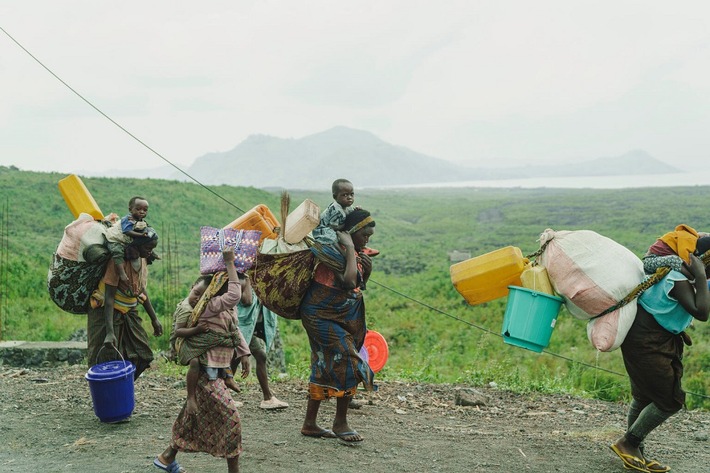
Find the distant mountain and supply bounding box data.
[475,149,679,180]
[177,126,474,190]
[95,127,682,189]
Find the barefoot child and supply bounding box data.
[106,196,159,282]
[174,248,251,416]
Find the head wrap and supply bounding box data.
[343,209,375,235]
[348,216,375,235]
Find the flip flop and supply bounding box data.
[153,458,186,473]
[335,430,364,444]
[610,444,649,472]
[301,428,337,439]
[645,460,671,473]
[624,459,671,473]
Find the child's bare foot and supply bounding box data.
[224,377,241,393]
[185,397,198,416]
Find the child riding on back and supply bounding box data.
[312,178,379,256]
[173,248,251,416]
[106,196,159,283]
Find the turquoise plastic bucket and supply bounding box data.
[85,360,136,423]
[502,286,563,353]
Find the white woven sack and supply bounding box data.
[538,229,645,351]
[586,304,637,352]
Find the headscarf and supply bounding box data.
[343,209,376,234]
[659,224,699,263]
[312,209,376,273]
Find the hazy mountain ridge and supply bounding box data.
[94,127,681,189]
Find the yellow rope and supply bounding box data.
[534,241,710,319]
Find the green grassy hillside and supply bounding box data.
[1,166,708,408]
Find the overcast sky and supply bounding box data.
[2,1,710,175]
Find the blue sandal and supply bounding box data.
[153,458,185,473]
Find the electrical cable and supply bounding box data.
[0,25,245,214]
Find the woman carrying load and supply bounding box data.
[87,228,162,379]
[155,247,251,473]
[610,251,710,472]
[299,208,376,443]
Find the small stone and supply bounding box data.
[455,390,488,407]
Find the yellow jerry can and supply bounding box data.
[58,174,104,220]
[450,246,529,305]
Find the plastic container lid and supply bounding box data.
[364,330,389,373]
[85,360,135,382]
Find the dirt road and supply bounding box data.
[1,364,708,472]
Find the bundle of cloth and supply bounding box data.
[48,213,112,314]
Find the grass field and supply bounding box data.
[1,166,708,408]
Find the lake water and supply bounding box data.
[380,171,710,190]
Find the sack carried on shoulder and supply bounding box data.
[48,253,107,314]
[249,249,316,320]
[200,226,261,274]
[48,213,111,314]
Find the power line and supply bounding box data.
[0,25,245,214]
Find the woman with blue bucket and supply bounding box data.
[87,228,162,379]
[610,250,710,473]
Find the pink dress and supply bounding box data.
[199,280,250,368]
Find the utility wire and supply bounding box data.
[4,24,708,402]
[0,25,245,214]
[369,279,710,401]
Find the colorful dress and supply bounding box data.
[171,279,250,459]
[299,245,374,400]
[87,257,153,378]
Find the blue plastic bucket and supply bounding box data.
[502,286,563,353]
[85,360,136,423]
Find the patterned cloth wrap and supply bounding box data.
[48,253,108,314]
[199,227,260,275]
[170,372,243,459]
[48,214,112,314]
[249,248,316,320]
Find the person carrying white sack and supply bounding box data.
[609,251,710,473]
